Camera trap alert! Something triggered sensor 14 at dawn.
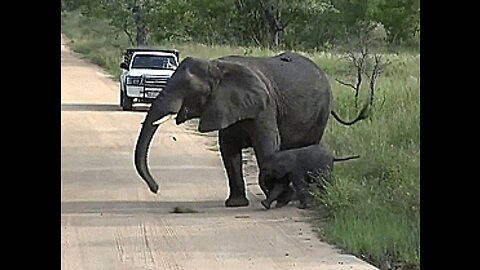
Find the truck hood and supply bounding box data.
[127,68,176,77]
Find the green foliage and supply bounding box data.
[62,0,419,51]
[373,0,420,45]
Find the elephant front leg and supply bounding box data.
[261,182,288,209]
[258,171,271,197]
[219,131,249,207]
[249,120,282,196]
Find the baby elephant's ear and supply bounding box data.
[198,60,269,132]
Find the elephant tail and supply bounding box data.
[334,155,360,162]
[331,101,370,126]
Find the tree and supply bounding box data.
[79,0,153,46]
[256,0,339,48]
[373,0,420,45]
[329,0,419,47]
[336,21,389,109]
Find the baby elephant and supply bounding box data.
[260,144,359,209]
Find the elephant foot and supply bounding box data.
[275,185,295,207]
[261,199,271,209]
[296,202,307,209]
[225,195,249,207]
[296,196,311,209]
[275,201,287,208]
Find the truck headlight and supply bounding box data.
[126,76,142,85]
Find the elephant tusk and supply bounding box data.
[143,115,176,126]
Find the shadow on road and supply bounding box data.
[61,200,227,214]
[61,103,150,112]
[60,200,288,228]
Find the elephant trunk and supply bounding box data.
[134,120,161,193]
[134,94,182,194]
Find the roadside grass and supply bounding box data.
[62,11,419,270]
[315,58,420,269]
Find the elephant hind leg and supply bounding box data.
[291,174,310,209]
[275,183,295,208]
[305,107,331,145]
[219,131,249,207]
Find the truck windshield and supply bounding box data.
[131,55,177,70]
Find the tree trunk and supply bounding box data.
[133,1,148,47]
[260,0,272,47]
[261,0,282,47]
[136,23,147,46]
[273,31,279,46]
[274,1,281,47]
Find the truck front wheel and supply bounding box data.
[121,90,133,111]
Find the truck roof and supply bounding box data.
[123,48,180,65]
[125,48,178,54]
[133,51,177,57]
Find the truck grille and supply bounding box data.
[143,76,169,89]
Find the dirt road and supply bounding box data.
[61,35,377,270]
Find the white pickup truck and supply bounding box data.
[119,48,179,111]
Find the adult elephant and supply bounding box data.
[134,52,366,207]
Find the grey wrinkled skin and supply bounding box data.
[260,144,359,209]
[134,52,366,207]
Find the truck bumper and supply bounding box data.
[125,86,163,102]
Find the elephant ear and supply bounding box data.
[198,59,269,132]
